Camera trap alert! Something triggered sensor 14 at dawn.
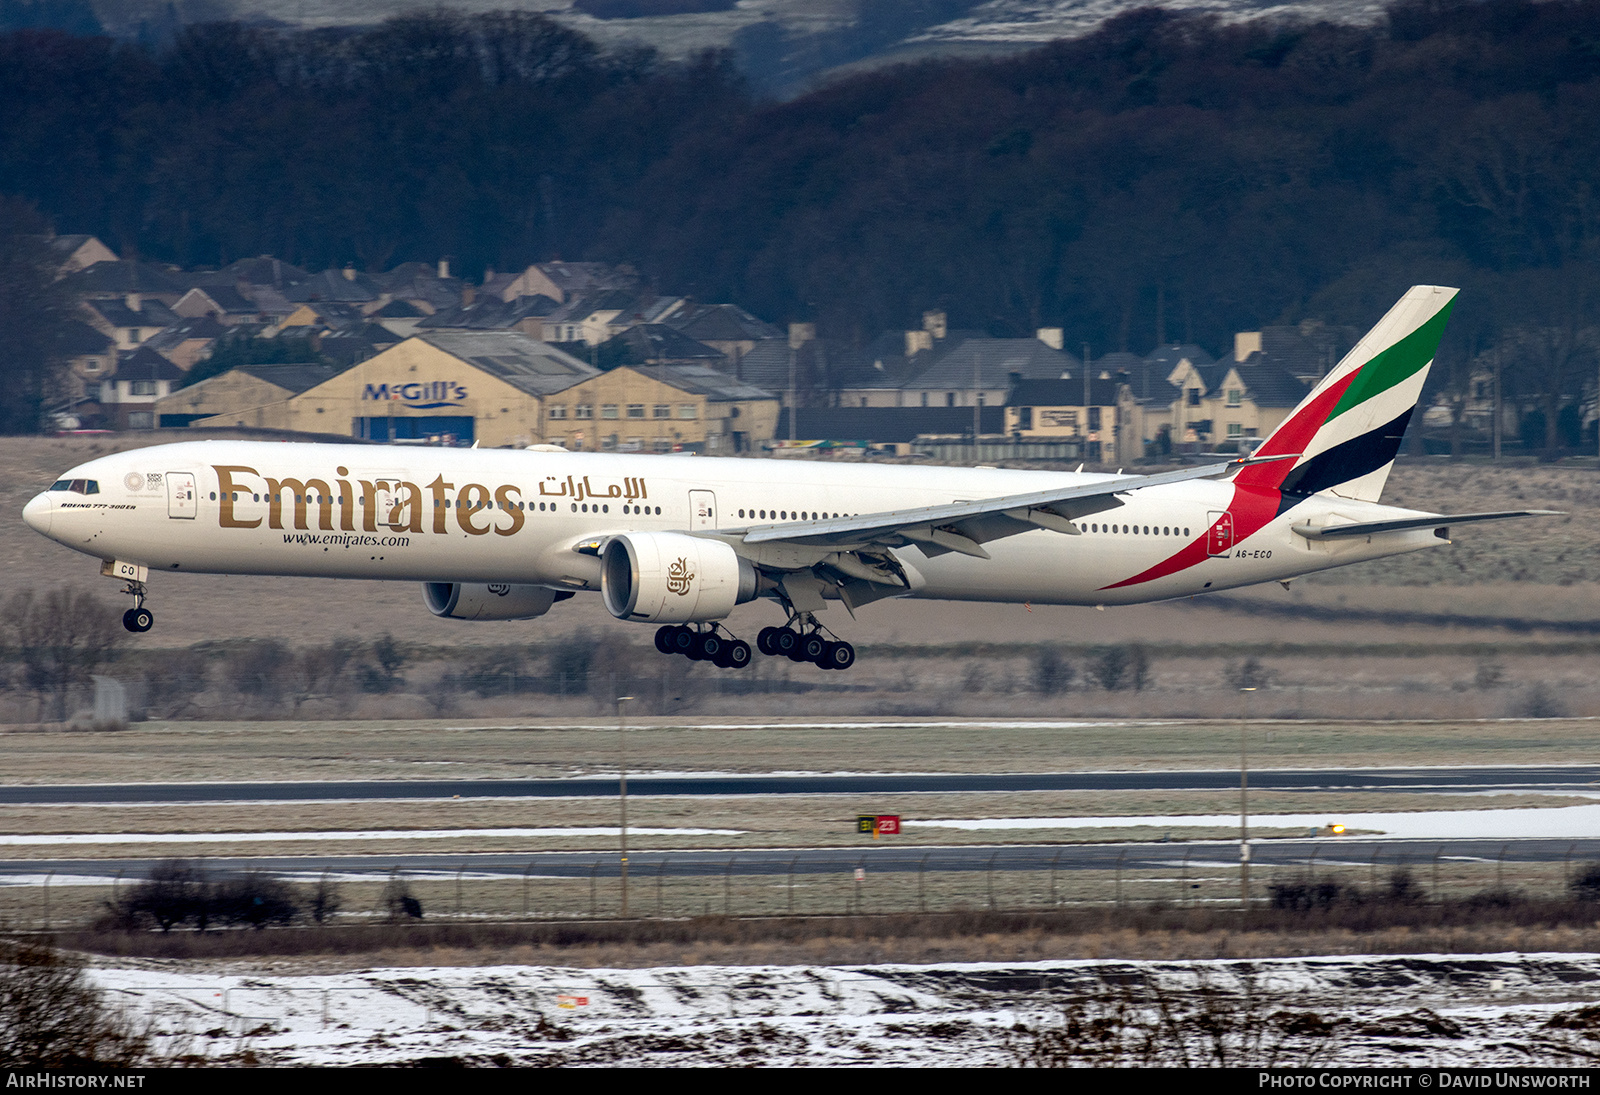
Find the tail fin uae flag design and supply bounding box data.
[1104,286,1457,591]
[1236,284,1459,502]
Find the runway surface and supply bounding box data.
[5,765,1600,804]
[7,838,1599,882]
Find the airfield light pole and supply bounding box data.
[1240,685,1257,907]
[1083,343,1092,464]
[618,695,634,916]
[1493,351,1503,462]
[973,345,982,456]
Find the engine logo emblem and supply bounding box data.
[487,583,510,596]
[666,557,695,596]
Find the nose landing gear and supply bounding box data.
[120,580,153,633]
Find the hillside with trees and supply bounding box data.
[1,0,1597,438]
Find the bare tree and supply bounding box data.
[3,587,120,722]
[0,938,155,1066]
[1497,267,1600,458]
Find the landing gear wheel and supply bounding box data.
[123,607,153,633]
[669,626,697,657]
[721,639,752,670]
[818,640,855,670]
[774,628,801,659]
[757,627,781,656]
[800,633,827,663]
[655,625,677,654]
[697,632,724,663]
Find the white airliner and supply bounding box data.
[23,286,1553,670]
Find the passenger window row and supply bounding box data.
[736,509,842,521]
[1083,522,1190,537]
[200,489,663,518]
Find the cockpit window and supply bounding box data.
[48,479,98,495]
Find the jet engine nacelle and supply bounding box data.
[601,532,756,624]
[423,582,572,621]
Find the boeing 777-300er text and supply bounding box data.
[23,286,1557,670]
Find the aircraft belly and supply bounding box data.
[86,510,562,584]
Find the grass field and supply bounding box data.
[2,716,1597,783]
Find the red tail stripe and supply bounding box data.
[1100,485,1283,591]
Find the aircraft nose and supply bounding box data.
[22,492,52,536]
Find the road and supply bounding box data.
[6,838,1598,882]
[3,765,1598,804]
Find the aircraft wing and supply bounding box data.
[733,456,1278,561]
[1291,510,1562,540]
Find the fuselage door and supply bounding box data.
[369,475,407,529]
[1206,510,1233,556]
[689,490,717,531]
[167,471,197,519]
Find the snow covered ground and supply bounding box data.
[915,0,1390,46]
[912,803,1600,840]
[96,953,1600,1066]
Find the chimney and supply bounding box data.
[342,264,357,282]
[1036,327,1064,350]
[461,284,476,307]
[787,322,815,350]
[1234,331,1262,361]
[905,329,933,357]
[922,310,947,339]
[438,259,451,280]
[125,292,141,313]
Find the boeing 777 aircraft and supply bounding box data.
[22,286,1554,670]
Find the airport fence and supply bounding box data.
[8,840,1600,931]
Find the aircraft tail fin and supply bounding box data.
[1234,285,1458,502]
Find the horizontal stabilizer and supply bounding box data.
[1292,510,1561,540]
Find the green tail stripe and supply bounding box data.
[1327,297,1456,422]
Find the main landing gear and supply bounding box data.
[120,580,153,634]
[757,615,855,671]
[652,614,856,672]
[655,624,752,670]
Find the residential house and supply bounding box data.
[1004,377,1124,463]
[316,323,401,367]
[1122,356,1309,458]
[284,267,382,306]
[495,261,638,306]
[65,260,187,306]
[83,294,181,351]
[172,284,265,325]
[58,320,116,385]
[208,256,309,292]
[100,347,184,429]
[887,336,1081,411]
[143,316,226,371]
[414,294,562,338]
[369,298,430,339]
[47,234,117,273]
[373,261,463,314]
[598,324,726,368]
